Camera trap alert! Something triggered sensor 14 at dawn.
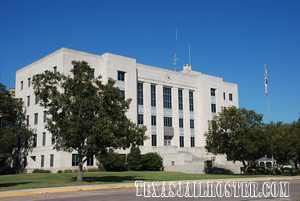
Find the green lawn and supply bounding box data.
[0,171,268,191]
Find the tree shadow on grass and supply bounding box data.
[0,182,33,188]
[71,176,154,183]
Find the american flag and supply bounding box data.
[264,65,268,96]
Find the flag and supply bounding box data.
[264,65,268,96]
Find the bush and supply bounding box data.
[141,152,163,171]
[63,169,74,173]
[127,146,142,171]
[57,170,63,173]
[97,151,128,171]
[32,169,52,173]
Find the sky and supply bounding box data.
[0,0,299,123]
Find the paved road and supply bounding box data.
[1,180,300,201]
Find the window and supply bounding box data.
[137,82,143,105]
[190,119,194,129]
[179,136,184,147]
[178,89,183,110]
[21,81,23,90]
[87,156,94,166]
[118,71,125,81]
[41,155,44,167]
[151,85,156,107]
[119,90,125,98]
[72,154,78,166]
[211,88,216,96]
[151,115,156,126]
[34,113,38,125]
[163,87,172,108]
[50,154,54,167]
[223,92,226,100]
[26,115,29,126]
[164,117,172,127]
[138,114,143,125]
[27,95,30,107]
[189,91,194,111]
[152,135,157,146]
[211,103,216,113]
[191,137,195,147]
[229,93,233,101]
[43,111,47,123]
[42,132,46,146]
[51,135,55,145]
[53,66,57,73]
[33,134,37,147]
[179,118,184,128]
[28,78,31,87]
[35,93,39,104]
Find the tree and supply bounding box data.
[127,146,142,171]
[0,83,32,174]
[205,106,265,173]
[32,61,146,181]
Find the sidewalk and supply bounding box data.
[1,176,299,198]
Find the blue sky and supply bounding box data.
[0,0,299,123]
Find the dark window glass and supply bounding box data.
[151,115,156,126]
[179,118,184,128]
[137,82,143,105]
[50,154,54,167]
[191,137,195,147]
[34,113,38,125]
[229,93,233,101]
[72,154,79,166]
[211,88,216,96]
[178,89,183,110]
[151,85,156,107]
[87,156,94,166]
[189,91,194,111]
[152,135,157,146]
[118,71,125,81]
[179,136,184,147]
[164,117,172,127]
[138,114,143,125]
[163,87,172,108]
[41,155,44,167]
[211,104,216,113]
[190,119,194,129]
[42,132,46,146]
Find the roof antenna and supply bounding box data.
[173,28,179,71]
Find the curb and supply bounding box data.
[0,177,299,198]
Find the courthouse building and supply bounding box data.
[15,48,242,173]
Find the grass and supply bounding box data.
[0,171,269,191]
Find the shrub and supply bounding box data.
[141,152,163,171]
[127,146,142,171]
[32,169,52,173]
[63,169,73,173]
[97,151,128,171]
[57,170,63,173]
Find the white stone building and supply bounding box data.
[15,48,242,173]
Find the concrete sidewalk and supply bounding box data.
[1,176,300,198]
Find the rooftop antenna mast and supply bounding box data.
[173,28,179,71]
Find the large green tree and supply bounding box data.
[32,61,146,182]
[205,106,265,173]
[0,83,32,174]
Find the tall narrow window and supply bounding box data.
[138,114,144,125]
[28,78,31,87]
[190,119,194,129]
[43,111,47,123]
[211,104,216,113]
[53,66,57,73]
[34,113,38,125]
[50,154,54,167]
[211,88,216,96]
[137,82,143,105]
[41,155,44,167]
[42,132,46,146]
[72,154,78,166]
[117,71,125,81]
[179,136,184,147]
[152,135,157,146]
[151,84,156,107]
[21,81,23,90]
[189,91,194,111]
[27,95,30,107]
[191,137,195,147]
[151,115,156,126]
[178,89,183,110]
[163,87,172,108]
[229,93,233,101]
[33,134,37,147]
[223,92,226,100]
[87,156,94,166]
[179,118,184,128]
[164,117,172,127]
